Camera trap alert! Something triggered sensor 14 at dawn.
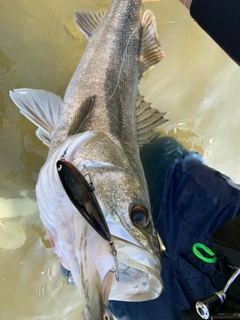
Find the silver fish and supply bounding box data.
[10,0,166,319]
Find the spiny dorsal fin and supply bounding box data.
[75,11,106,39]
[140,10,165,74]
[68,95,96,136]
[136,93,168,147]
[9,89,62,147]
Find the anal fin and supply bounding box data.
[140,10,165,74]
[136,93,168,147]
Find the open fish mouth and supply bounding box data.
[75,233,163,304]
[93,221,163,302]
[104,220,163,301]
[107,237,163,301]
[60,223,163,302]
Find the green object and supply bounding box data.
[192,243,217,263]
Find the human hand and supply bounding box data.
[179,0,192,10]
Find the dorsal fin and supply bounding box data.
[9,89,62,147]
[75,11,106,39]
[136,93,168,147]
[140,10,165,74]
[68,95,96,136]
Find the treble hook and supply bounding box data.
[109,240,119,281]
[109,240,130,280]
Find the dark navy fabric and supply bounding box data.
[109,137,240,320]
[190,0,240,65]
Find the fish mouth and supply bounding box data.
[107,236,163,302]
[99,219,163,302]
[94,225,163,304]
[67,227,163,320]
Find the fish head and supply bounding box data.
[89,157,163,303]
[36,132,163,319]
[73,132,163,300]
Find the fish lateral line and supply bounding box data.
[56,158,121,281]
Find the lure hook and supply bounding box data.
[109,240,119,281]
[108,240,130,280]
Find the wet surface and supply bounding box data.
[0,0,240,319]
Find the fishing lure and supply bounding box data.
[56,158,119,280]
[57,159,110,241]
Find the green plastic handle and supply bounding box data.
[192,243,217,263]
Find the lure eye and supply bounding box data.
[130,205,149,228]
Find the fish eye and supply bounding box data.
[130,205,149,228]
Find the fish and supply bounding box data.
[9,0,167,318]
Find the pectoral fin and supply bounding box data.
[68,95,96,136]
[9,89,62,147]
[75,11,106,39]
[136,93,168,147]
[140,10,165,74]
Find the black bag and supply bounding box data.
[211,215,240,310]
